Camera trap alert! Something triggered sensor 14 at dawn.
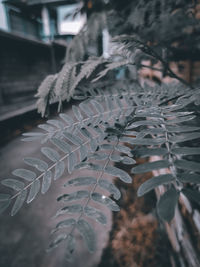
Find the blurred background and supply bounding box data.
[1,1,200,267]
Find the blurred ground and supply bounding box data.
[0,106,112,267]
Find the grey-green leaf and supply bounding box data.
[121,156,136,165]
[120,137,165,145]
[27,180,40,203]
[105,166,132,183]
[51,137,71,154]
[182,188,200,205]
[84,206,107,225]
[1,179,24,191]
[41,147,60,162]
[172,147,200,155]
[41,171,52,194]
[79,145,88,161]
[91,192,120,211]
[98,179,121,200]
[131,160,170,174]
[24,157,48,172]
[174,160,200,172]
[11,189,27,216]
[76,219,96,253]
[72,105,83,121]
[157,187,179,222]
[54,161,65,180]
[51,218,76,234]
[68,152,77,174]
[137,174,174,197]
[169,132,200,143]
[166,115,195,125]
[178,173,200,184]
[12,169,36,181]
[63,131,82,145]
[64,177,97,187]
[166,125,200,133]
[59,113,73,126]
[55,204,82,217]
[57,190,89,202]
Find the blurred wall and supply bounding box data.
[0,30,66,105]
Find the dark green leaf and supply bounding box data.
[84,206,107,225]
[172,147,200,155]
[12,169,36,181]
[137,174,174,197]
[174,159,200,172]
[157,187,179,222]
[182,188,200,205]
[178,173,200,183]
[76,219,96,253]
[132,160,170,174]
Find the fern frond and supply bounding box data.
[36,74,57,117]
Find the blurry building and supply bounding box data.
[0,0,85,121]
